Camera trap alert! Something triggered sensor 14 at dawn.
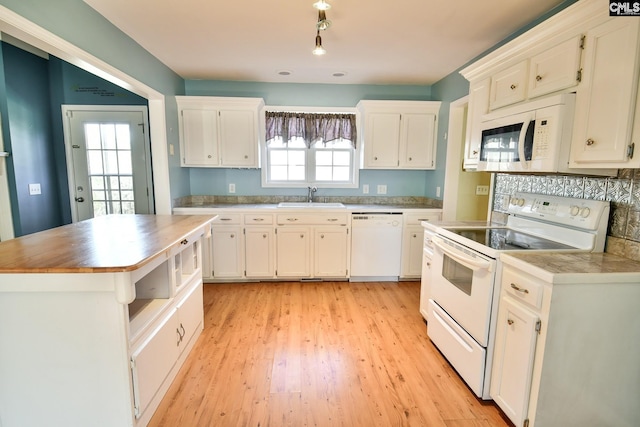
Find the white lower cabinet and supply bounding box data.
[490,295,539,426]
[212,225,244,278]
[314,227,349,277]
[276,227,311,277]
[245,227,276,278]
[401,211,441,278]
[131,280,203,422]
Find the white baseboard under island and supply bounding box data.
[0,214,215,427]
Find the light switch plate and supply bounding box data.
[476,185,490,196]
[29,183,41,195]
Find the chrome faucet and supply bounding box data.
[307,186,317,203]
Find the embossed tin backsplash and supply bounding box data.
[492,170,640,261]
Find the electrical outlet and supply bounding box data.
[377,184,387,195]
[476,185,490,196]
[29,183,41,195]
[229,183,236,193]
[362,184,369,194]
[436,186,441,197]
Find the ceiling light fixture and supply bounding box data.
[312,0,331,56]
[312,30,326,56]
[313,0,331,11]
[316,10,331,30]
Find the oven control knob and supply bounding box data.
[580,207,591,218]
[510,196,517,205]
[570,205,580,216]
[517,198,525,207]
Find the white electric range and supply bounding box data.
[423,192,610,399]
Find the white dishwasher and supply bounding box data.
[350,213,403,280]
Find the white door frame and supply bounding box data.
[442,96,468,221]
[62,105,154,222]
[0,116,15,240]
[0,6,172,215]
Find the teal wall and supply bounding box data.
[185,80,442,198]
[0,0,190,203]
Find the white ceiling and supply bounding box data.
[83,0,568,86]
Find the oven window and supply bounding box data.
[442,254,472,296]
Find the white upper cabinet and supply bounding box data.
[357,100,440,170]
[489,60,529,110]
[177,96,264,168]
[464,78,491,170]
[527,35,583,99]
[461,0,640,172]
[570,18,640,168]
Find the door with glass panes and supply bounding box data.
[63,106,153,221]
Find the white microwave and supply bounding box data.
[478,93,577,173]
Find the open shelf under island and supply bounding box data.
[0,214,215,427]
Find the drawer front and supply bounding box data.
[404,211,442,225]
[213,214,241,225]
[501,265,544,309]
[244,214,273,225]
[276,213,348,225]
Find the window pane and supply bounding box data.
[334,151,351,166]
[92,190,106,201]
[87,151,103,175]
[121,190,134,201]
[111,190,121,201]
[91,176,105,190]
[111,201,122,214]
[122,202,135,214]
[103,151,118,175]
[288,165,306,180]
[85,124,101,149]
[334,166,350,181]
[115,124,131,150]
[118,151,133,174]
[271,165,288,180]
[316,151,332,166]
[288,150,306,166]
[270,150,288,165]
[100,124,116,149]
[110,176,120,190]
[120,176,134,190]
[93,201,107,217]
[316,166,333,181]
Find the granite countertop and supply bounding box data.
[501,252,640,284]
[173,203,442,211]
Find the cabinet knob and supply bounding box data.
[320,234,325,239]
[586,138,595,146]
[510,84,517,90]
[230,234,235,238]
[536,75,543,81]
[412,234,417,238]
[180,239,188,245]
[208,154,212,158]
[409,157,413,161]
[263,234,267,238]
[300,234,304,238]
[374,156,378,160]
[426,262,431,267]
[472,150,478,155]
[507,319,514,326]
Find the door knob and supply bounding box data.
[75,197,85,202]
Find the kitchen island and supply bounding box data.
[0,214,214,427]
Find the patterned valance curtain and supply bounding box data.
[265,111,357,148]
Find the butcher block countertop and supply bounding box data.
[0,214,215,274]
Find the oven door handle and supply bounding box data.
[431,237,491,271]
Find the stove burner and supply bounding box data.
[446,227,575,250]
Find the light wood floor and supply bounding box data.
[149,281,512,427]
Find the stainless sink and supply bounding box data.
[277,202,345,208]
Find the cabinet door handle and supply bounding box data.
[230,234,235,238]
[220,218,232,221]
[327,218,338,222]
[586,138,595,146]
[207,155,212,158]
[300,234,304,238]
[536,75,543,81]
[510,283,529,294]
[287,218,298,222]
[510,84,517,90]
[252,218,264,222]
[176,329,182,346]
[320,234,325,239]
[412,234,417,238]
[180,239,188,245]
[507,319,514,325]
[262,234,267,238]
[374,156,378,160]
[409,157,413,161]
[180,323,186,338]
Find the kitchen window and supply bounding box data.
[262,109,358,188]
